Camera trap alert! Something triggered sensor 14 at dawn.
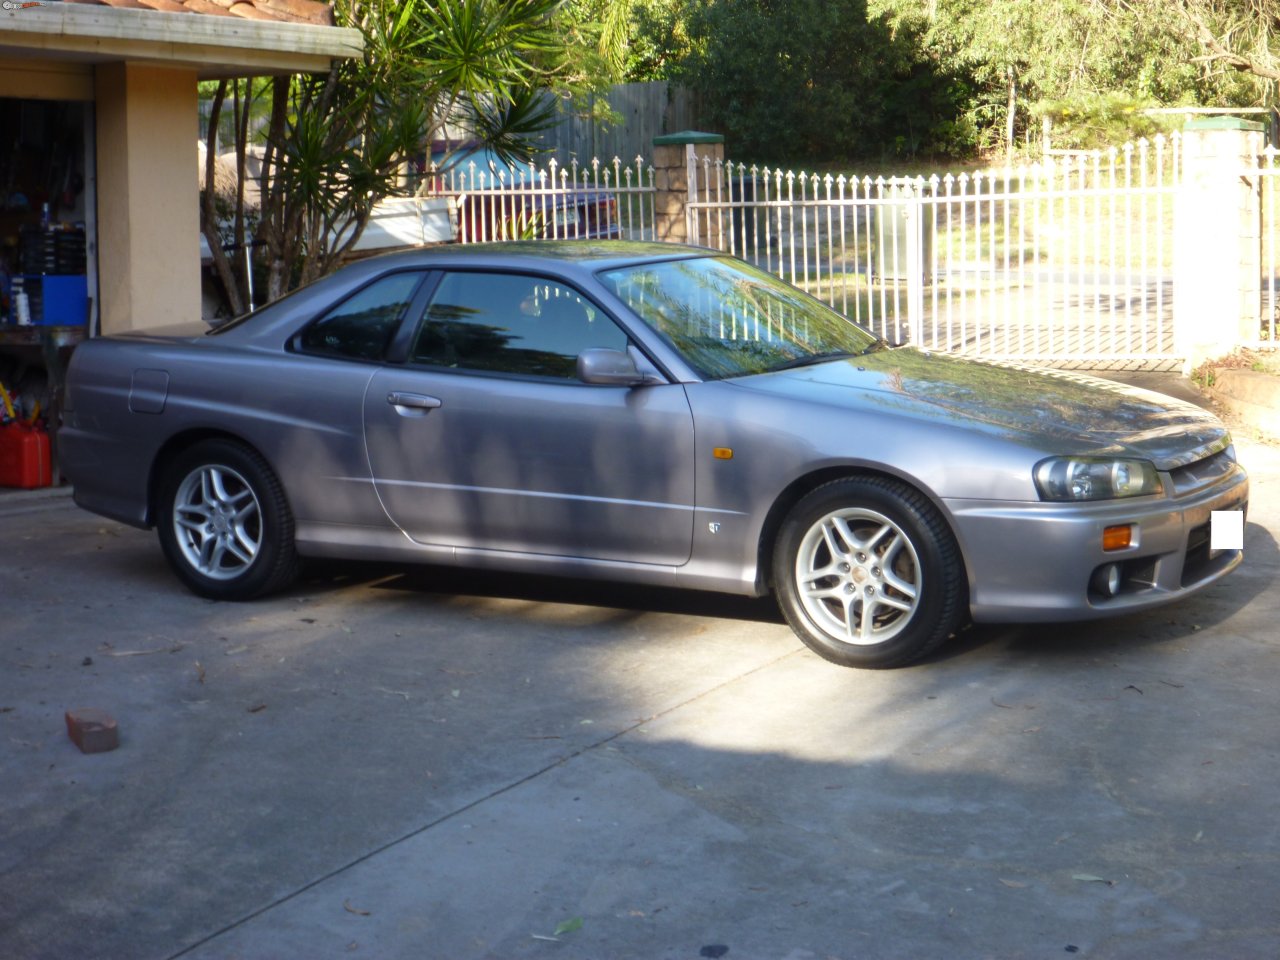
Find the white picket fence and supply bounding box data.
[418,155,658,243]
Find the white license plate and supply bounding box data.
[1210,509,1244,553]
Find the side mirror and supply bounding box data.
[576,348,662,386]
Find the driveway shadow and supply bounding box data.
[298,558,786,626]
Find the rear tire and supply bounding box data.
[772,476,965,668]
[156,440,300,600]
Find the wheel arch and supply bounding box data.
[145,429,278,526]
[756,465,968,595]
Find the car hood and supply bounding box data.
[740,348,1229,471]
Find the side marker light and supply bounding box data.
[1102,525,1132,552]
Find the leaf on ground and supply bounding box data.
[1072,874,1115,886]
[553,917,583,936]
[999,878,1027,888]
[343,899,371,916]
[105,644,184,657]
[991,697,1035,710]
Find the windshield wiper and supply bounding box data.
[768,350,860,372]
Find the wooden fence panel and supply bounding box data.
[533,83,700,165]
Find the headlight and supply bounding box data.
[1034,457,1163,502]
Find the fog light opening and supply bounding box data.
[1092,563,1122,598]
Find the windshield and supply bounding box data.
[598,255,881,379]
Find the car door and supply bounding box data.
[363,270,696,566]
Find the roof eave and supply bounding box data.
[0,5,362,78]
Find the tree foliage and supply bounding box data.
[1152,0,1280,89]
[623,0,1275,161]
[873,0,1270,152]
[670,0,964,164]
[201,0,588,314]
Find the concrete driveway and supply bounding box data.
[2,437,1277,960]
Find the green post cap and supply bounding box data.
[1184,116,1266,133]
[653,131,725,146]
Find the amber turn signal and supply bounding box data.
[1102,524,1133,551]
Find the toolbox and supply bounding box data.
[0,421,51,488]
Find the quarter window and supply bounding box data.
[298,271,424,360]
[411,272,628,378]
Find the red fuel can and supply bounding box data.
[0,422,52,489]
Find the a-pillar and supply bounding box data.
[94,62,200,335]
[652,131,724,245]
[1174,117,1265,374]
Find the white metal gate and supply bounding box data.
[688,139,1183,368]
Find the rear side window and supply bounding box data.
[298,271,424,360]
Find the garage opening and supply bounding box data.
[0,96,97,489]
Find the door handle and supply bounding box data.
[387,392,442,414]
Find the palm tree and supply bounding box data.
[201,0,584,313]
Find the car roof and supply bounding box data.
[347,240,714,277]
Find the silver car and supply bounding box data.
[60,241,1249,668]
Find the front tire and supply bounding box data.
[156,440,300,600]
[773,476,965,668]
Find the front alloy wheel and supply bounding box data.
[774,477,965,668]
[794,506,922,646]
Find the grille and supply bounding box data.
[1168,448,1237,497]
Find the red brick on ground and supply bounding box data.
[65,709,119,754]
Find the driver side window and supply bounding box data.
[410,272,628,378]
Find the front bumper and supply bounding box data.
[946,464,1249,623]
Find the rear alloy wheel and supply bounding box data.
[157,440,299,600]
[773,477,965,668]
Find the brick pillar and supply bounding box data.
[652,131,725,245]
[1174,117,1264,374]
